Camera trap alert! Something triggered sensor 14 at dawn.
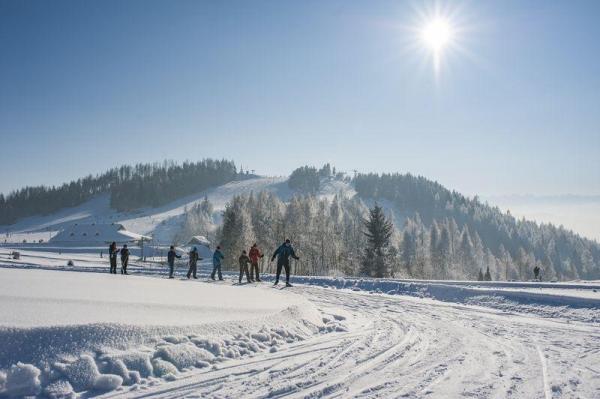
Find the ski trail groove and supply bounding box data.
[104,286,599,399]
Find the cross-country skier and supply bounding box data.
[167,246,181,279]
[187,246,202,279]
[248,243,264,282]
[533,265,541,281]
[120,244,130,275]
[238,250,252,284]
[109,242,120,274]
[211,246,225,281]
[271,239,299,287]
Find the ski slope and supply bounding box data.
[0,176,356,245]
[0,254,598,398]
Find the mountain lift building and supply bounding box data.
[50,223,151,245]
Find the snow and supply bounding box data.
[0,251,599,397]
[0,268,310,327]
[0,176,358,246]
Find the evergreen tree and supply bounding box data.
[361,205,394,278]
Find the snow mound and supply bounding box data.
[1,362,42,397]
[0,268,325,397]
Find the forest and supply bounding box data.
[207,166,600,281]
[0,159,237,224]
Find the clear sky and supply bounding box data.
[1,0,599,196]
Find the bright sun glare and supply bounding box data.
[421,17,453,52]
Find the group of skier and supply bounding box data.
[108,241,130,274]
[213,239,300,287]
[107,239,300,287]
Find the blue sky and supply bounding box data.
[1,0,599,196]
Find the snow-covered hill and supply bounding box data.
[0,177,357,245]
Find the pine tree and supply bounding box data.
[361,205,393,278]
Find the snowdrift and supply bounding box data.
[0,269,324,397]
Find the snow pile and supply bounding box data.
[0,268,326,396]
[0,362,42,397]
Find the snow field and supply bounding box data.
[0,251,599,398]
[0,268,338,397]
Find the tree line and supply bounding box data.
[0,159,237,225]
[353,172,600,280]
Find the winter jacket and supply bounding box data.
[239,254,251,267]
[271,243,299,265]
[189,250,200,265]
[249,246,263,263]
[109,245,120,259]
[120,248,130,261]
[213,250,224,266]
[167,250,181,264]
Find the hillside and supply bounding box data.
[1,162,598,281]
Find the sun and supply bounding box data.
[421,17,453,52]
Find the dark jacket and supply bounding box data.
[271,243,299,264]
[120,248,130,261]
[167,250,181,264]
[239,254,251,267]
[189,250,201,265]
[109,245,120,259]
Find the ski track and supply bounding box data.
[99,286,599,399]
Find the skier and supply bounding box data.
[167,245,181,279]
[120,244,130,275]
[108,242,120,274]
[187,246,202,279]
[211,246,225,281]
[271,239,299,287]
[533,265,541,281]
[248,243,264,282]
[238,250,252,284]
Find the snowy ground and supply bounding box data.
[0,251,599,398]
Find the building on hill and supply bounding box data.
[50,223,151,245]
[186,235,211,247]
[186,235,212,259]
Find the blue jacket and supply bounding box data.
[213,249,224,266]
[271,243,299,264]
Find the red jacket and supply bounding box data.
[249,246,262,263]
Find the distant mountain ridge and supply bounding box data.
[1,161,598,280]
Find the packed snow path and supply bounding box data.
[108,287,599,399]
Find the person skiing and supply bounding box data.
[238,250,252,284]
[248,243,264,282]
[108,242,120,274]
[533,265,541,281]
[167,245,181,279]
[271,239,299,287]
[211,246,225,281]
[187,246,202,279]
[120,244,130,275]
